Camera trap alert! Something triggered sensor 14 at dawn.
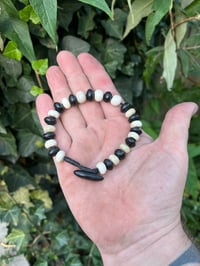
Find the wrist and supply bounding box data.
[100,220,191,266]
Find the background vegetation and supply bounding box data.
[0,0,200,265]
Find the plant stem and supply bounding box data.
[35,71,43,89]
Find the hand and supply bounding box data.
[36,51,198,265]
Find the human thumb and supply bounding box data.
[158,102,198,153]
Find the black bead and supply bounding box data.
[69,94,78,105]
[125,137,136,148]
[86,89,94,101]
[44,116,56,125]
[74,170,104,181]
[114,149,126,160]
[130,127,142,135]
[120,102,131,113]
[43,132,55,140]
[48,146,59,157]
[103,91,112,102]
[104,159,114,170]
[54,102,65,113]
[128,113,140,123]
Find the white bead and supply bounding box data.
[111,95,122,106]
[125,108,136,118]
[62,97,71,109]
[108,154,120,165]
[130,120,142,128]
[43,125,56,133]
[48,110,60,118]
[119,143,130,153]
[45,139,57,149]
[95,89,103,102]
[76,91,86,103]
[96,162,107,175]
[128,132,140,140]
[55,150,65,162]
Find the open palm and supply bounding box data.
[36,51,197,257]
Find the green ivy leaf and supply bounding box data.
[4,165,35,192]
[185,0,200,16]
[181,0,195,8]
[0,0,35,62]
[29,0,57,44]
[3,40,22,61]
[101,38,127,78]
[0,131,18,159]
[13,187,34,208]
[62,35,90,56]
[78,6,96,39]
[6,229,26,250]
[31,59,48,75]
[78,0,113,19]
[0,34,4,51]
[145,0,172,44]
[101,8,127,39]
[0,205,21,226]
[2,76,35,104]
[186,158,200,199]
[17,129,43,157]
[162,30,177,90]
[30,189,53,209]
[19,5,41,24]
[30,85,44,96]
[123,0,153,39]
[0,54,22,80]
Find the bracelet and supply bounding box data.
[169,244,200,266]
[43,89,142,181]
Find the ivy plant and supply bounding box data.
[0,0,199,265]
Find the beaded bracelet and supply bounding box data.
[43,89,142,181]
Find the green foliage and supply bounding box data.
[0,0,199,265]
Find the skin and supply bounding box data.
[36,51,199,266]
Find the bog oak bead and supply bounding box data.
[103,91,112,102]
[120,102,131,113]
[44,116,56,125]
[111,95,122,106]
[125,108,136,118]
[130,120,142,128]
[128,132,140,141]
[48,110,60,118]
[109,154,120,165]
[128,113,140,123]
[54,102,65,113]
[43,132,55,140]
[114,149,125,160]
[86,89,95,101]
[69,94,78,105]
[45,139,57,149]
[125,137,136,148]
[95,89,104,102]
[119,143,130,153]
[55,150,65,162]
[48,146,59,157]
[130,127,142,135]
[96,162,107,175]
[104,159,114,170]
[43,125,56,133]
[62,97,71,109]
[76,91,86,103]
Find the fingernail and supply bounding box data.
[192,103,199,115]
